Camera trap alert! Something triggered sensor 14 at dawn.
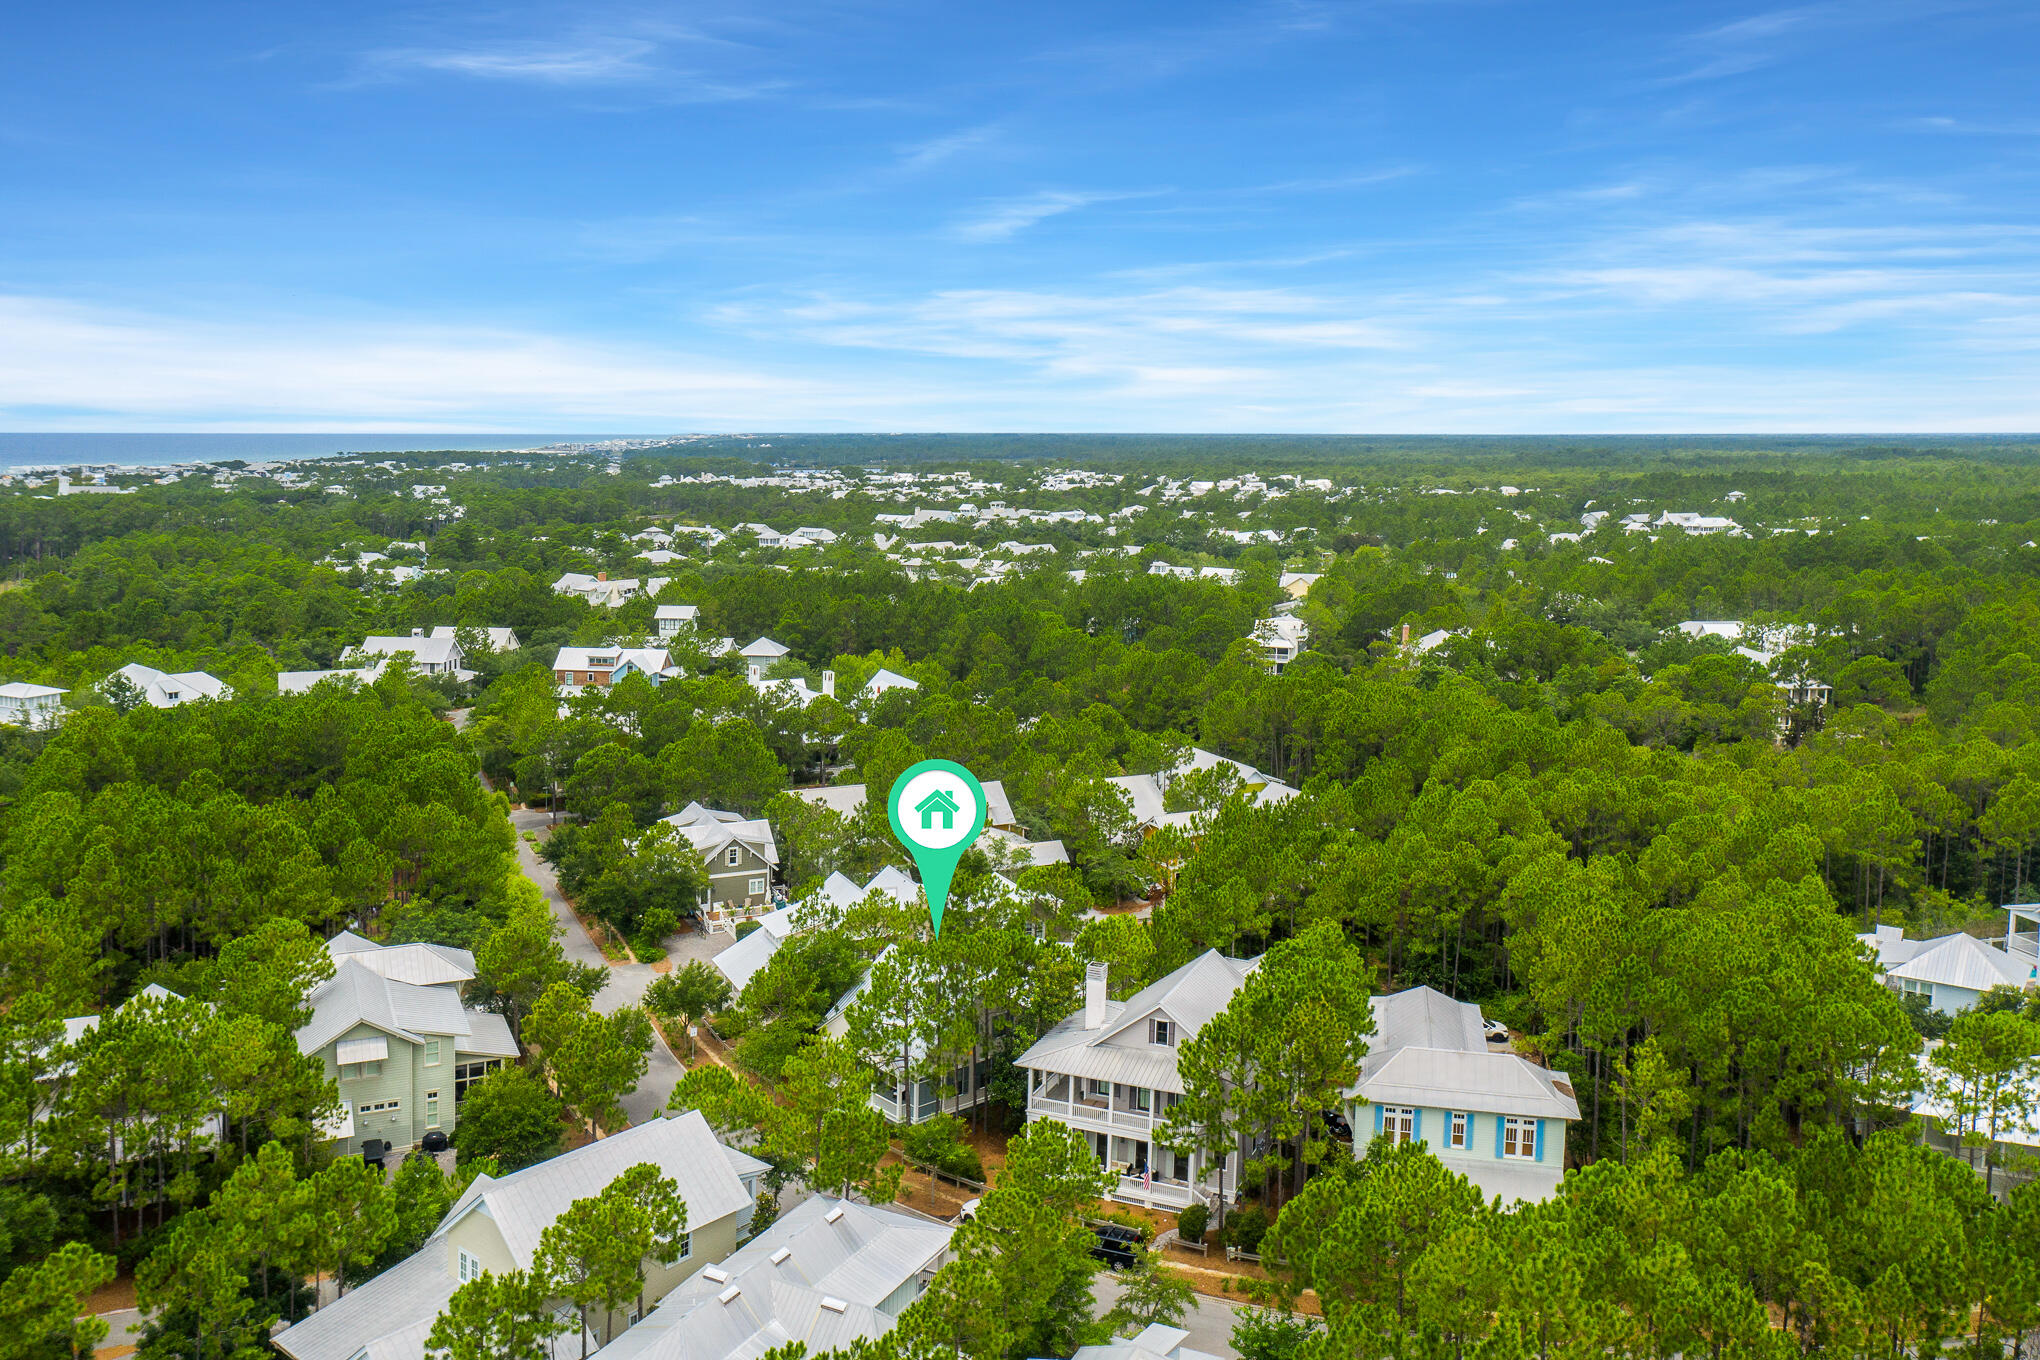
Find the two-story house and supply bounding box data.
[593,1195,952,1360]
[553,644,676,694]
[654,604,700,638]
[298,932,520,1157]
[1343,986,1579,1205]
[660,803,780,929]
[1252,614,1310,672]
[0,681,66,729]
[272,1111,770,1360]
[1016,953,1259,1210]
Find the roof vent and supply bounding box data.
[702,1266,729,1284]
[820,1297,848,1313]
[823,1205,846,1224]
[718,1284,743,1305]
[770,1246,792,1265]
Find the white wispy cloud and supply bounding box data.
[369,38,660,83]
[952,191,1154,242]
[895,124,1002,174]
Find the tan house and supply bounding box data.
[272,1110,770,1360]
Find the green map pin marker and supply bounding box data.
[886,759,988,938]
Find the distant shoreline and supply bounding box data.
[0,432,649,467]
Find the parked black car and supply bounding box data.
[1090,1223,1144,1270]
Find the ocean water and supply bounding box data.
[0,432,655,468]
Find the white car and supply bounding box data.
[1484,1019,1511,1044]
[957,1198,980,1222]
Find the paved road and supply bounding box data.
[1092,1274,1253,1359]
[510,808,693,1128]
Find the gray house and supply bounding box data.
[298,932,519,1157]
[660,802,780,933]
[273,1110,770,1360]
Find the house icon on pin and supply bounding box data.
[916,787,960,831]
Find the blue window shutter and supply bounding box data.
[1534,1119,1545,1162]
[1374,1103,1383,1136]
[1494,1115,1504,1158]
[1412,1108,1422,1143]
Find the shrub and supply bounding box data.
[902,1114,984,1181]
[1221,1205,1270,1255]
[634,942,667,964]
[451,1066,565,1171]
[734,919,762,940]
[1176,1202,1209,1244]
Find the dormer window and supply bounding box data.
[1151,1019,1172,1046]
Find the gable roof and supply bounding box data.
[326,931,477,987]
[298,934,482,1054]
[106,662,229,706]
[661,806,780,867]
[1015,950,1259,1091]
[1889,932,2036,993]
[1349,985,1580,1122]
[348,635,462,667]
[1371,985,1486,1053]
[270,1245,453,1360]
[439,1110,762,1272]
[428,625,518,651]
[1094,949,1260,1045]
[740,636,792,659]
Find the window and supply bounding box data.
[1087,1078,1110,1099]
[1503,1116,1538,1160]
[358,1099,401,1116]
[1449,1111,1469,1150]
[457,1248,480,1282]
[424,1039,441,1066]
[1150,1019,1172,1046]
[1131,1087,1151,1112]
[727,846,742,866]
[454,1060,499,1101]
[1380,1106,1417,1146]
[341,1061,383,1081]
[676,1231,691,1261]
[749,877,766,896]
[426,1091,441,1128]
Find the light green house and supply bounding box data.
[297,932,520,1157]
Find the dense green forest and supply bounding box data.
[8,438,2040,1358]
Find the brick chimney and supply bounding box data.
[1401,622,1411,645]
[597,570,608,582]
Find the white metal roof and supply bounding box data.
[1888,932,2035,993]
[270,1247,453,1360]
[439,1110,756,1272]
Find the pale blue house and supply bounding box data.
[1345,987,1579,1204]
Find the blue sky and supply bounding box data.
[2,1,2036,432]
